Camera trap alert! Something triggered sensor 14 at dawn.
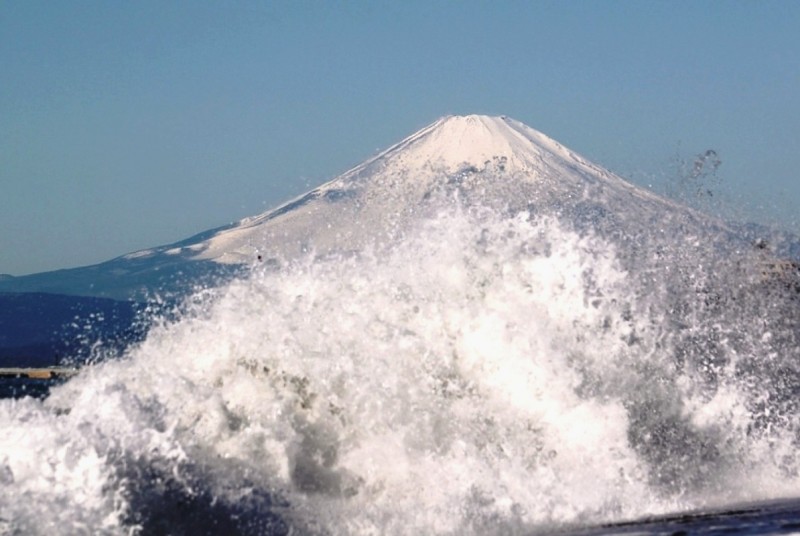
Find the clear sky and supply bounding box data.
[2,1,799,275]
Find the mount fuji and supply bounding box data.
[0,115,728,300]
[0,115,779,365]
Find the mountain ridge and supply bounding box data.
[0,114,731,300]
[183,114,717,268]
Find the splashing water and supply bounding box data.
[1,204,800,535]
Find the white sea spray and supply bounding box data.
[1,206,799,535]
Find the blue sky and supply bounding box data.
[2,1,799,275]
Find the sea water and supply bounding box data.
[1,204,799,535]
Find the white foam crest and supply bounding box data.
[187,209,664,533]
[2,206,799,534]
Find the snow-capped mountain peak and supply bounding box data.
[0,114,725,299]
[342,114,587,179]
[373,114,555,172]
[114,115,697,268]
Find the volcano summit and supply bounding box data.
[179,114,701,267]
[0,114,729,302]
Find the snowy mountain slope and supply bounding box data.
[0,114,735,301]
[164,114,729,267]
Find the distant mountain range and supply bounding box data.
[1,115,794,367]
[0,292,142,368]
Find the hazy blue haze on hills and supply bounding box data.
[0,292,140,368]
